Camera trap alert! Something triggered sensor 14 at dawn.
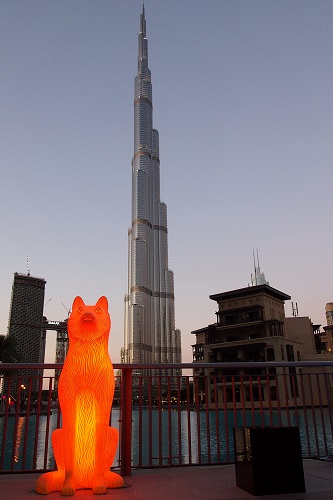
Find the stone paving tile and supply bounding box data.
[1,461,333,499]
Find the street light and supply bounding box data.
[20,384,26,406]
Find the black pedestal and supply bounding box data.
[233,427,306,496]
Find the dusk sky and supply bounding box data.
[1,0,332,365]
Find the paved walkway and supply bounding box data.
[1,460,333,499]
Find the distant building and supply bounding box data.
[42,318,69,391]
[326,303,333,326]
[193,284,293,363]
[284,317,318,356]
[7,272,46,393]
[285,315,333,406]
[321,303,333,355]
[192,284,333,408]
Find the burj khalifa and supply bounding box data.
[122,6,181,371]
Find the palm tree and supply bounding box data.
[0,335,20,373]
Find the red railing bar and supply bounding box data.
[204,374,211,463]
[292,373,300,431]
[299,369,311,457]
[213,376,220,462]
[222,376,230,462]
[231,376,237,428]
[32,376,43,470]
[138,376,143,468]
[0,376,12,470]
[275,374,282,427]
[194,375,201,463]
[177,376,182,465]
[249,376,255,427]
[316,373,328,456]
[257,376,264,428]
[240,376,246,427]
[148,375,153,466]
[42,378,54,470]
[120,368,132,477]
[186,376,192,465]
[266,374,273,427]
[282,368,291,427]
[21,378,32,470]
[323,369,333,439]
[167,376,172,466]
[10,378,22,470]
[308,373,320,457]
[157,376,162,467]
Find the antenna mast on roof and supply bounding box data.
[292,302,299,317]
[26,256,30,276]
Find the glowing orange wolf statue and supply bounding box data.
[36,296,124,495]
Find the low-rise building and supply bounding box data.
[192,284,333,409]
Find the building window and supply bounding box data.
[225,315,234,326]
[246,310,258,322]
[266,348,275,361]
[286,344,295,361]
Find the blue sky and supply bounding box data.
[1,0,332,364]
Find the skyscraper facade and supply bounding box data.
[123,7,181,371]
[7,272,46,392]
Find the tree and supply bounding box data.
[0,335,20,371]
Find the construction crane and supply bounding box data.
[61,302,71,318]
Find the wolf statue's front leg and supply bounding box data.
[91,421,124,494]
[36,429,65,495]
[60,419,78,496]
[99,426,124,492]
[36,419,79,496]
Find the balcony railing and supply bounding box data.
[1,361,333,476]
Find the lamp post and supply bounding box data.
[20,384,26,408]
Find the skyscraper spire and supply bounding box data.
[250,250,269,286]
[122,7,181,373]
[140,3,146,38]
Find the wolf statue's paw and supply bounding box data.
[61,486,75,496]
[91,475,106,495]
[36,471,64,495]
[61,477,76,496]
[92,483,107,495]
[104,470,124,489]
[61,485,75,496]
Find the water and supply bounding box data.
[1,407,333,472]
[131,407,333,466]
[0,412,58,471]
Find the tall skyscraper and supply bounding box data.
[7,272,46,392]
[122,6,181,372]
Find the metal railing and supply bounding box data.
[1,361,333,476]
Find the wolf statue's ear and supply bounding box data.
[72,296,85,310]
[96,296,108,311]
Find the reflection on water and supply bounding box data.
[1,407,332,471]
[0,410,59,471]
[14,417,24,463]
